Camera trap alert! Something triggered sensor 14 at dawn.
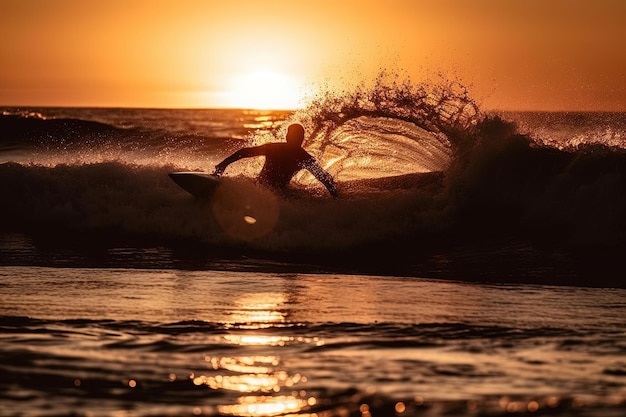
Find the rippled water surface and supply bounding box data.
[1,266,625,416]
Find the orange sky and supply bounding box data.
[2,0,625,111]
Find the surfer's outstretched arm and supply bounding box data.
[305,160,338,198]
[213,146,266,176]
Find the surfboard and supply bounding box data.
[168,172,221,198]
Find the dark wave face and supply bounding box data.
[1,79,625,286]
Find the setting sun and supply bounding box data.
[225,70,303,110]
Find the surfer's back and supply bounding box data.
[257,142,314,189]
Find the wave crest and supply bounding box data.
[271,75,482,180]
[299,73,481,135]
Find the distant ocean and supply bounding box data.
[1,81,625,416]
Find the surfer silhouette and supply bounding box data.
[213,123,338,197]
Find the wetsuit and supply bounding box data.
[215,143,337,197]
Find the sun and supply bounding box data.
[227,70,302,110]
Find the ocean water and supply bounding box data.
[1,81,626,415]
[1,267,625,417]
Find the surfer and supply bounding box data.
[213,123,338,197]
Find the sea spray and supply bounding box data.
[276,74,481,181]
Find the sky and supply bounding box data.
[2,0,625,111]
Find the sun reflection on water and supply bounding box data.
[227,292,287,328]
[218,395,312,417]
[194,353,313,416]
[191,290,318,416]
[209,356,279,373]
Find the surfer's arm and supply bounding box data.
[304,159,338,198]
[213,146,267,176]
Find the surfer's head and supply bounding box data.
[286,123,305,147]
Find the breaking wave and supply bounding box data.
[1,77,625,285]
